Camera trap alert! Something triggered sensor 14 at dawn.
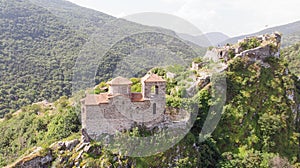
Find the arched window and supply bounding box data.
[155,85,159,94]
[151,85,159,95]
[153,103,156,114]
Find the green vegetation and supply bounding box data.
[94,32,201,85]
[228,49,235,59]
[1,54,300,167]
[1,0,300,167]
[282,42,300,76]
[93,82,109,94]
[131,135,221,168]
[0,0,205,117]
[282,31,300,47]
[239,38,261,50]
[215,56,300,166]
[0,69,218,167]
[151,67,167,77]
[130,78,142,92]
[166,64,186,74]
[0,0,86,117]
[0,96,81,166]
[193,57,203,63]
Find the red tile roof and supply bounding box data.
[141,73,166,83]
[84,93,109,105]
[84,92,146,105]
[107,76,132,85]
[83,74,165,105]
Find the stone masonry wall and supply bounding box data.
[83,75,167,137]
[83,95,166,137]
[84,104,134,137]
[109,85,131,95]
[142,81,166,99]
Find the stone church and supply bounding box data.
[81,73,166,138]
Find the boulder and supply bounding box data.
[65,139,80,151]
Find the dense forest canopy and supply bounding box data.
[0,0,205,117]
[0,0,86,116]
[282,42,300,76]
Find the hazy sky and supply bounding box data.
[67,0,300,37]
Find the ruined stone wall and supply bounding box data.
[81,105,87,129]
[236,45,277,60]
[210,33,282,62]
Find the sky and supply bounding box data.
[67,0,300,37]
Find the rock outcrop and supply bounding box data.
[7,147,53,168]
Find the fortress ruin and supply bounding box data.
[208,32,282,63]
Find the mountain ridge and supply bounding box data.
[220,20,300,47]
[177,32,230,47]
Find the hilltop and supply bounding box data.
[220,20,300,47]
[0,33,299,167]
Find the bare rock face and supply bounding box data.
[50,139,80,151]
[237,45,273,60]
[269,156,292,168]
[81,128,91,143]
[65,139,80,151]
[9,139,82,168]
[197,75,210,89]
[12,150,53,168]
[50,141,66,151]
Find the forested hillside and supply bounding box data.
[1,54,299,167]
[214,56,300,167]
[1,0,299,167]
[282,42,300,76]
[0,0,205,117]
[0,0,86,116]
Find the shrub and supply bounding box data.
[193,57,203,63]
[240,38,261,50]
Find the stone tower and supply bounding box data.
[107,76,132,96]
[141,73,166,115]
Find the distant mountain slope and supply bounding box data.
[177,32,229,47]
[203,32,230,46]
[0,0,205,116]
[123,12,229,47]
[281,42,300,76]
[0,0,86,115]
[29,0,115,34]
[221,20,300,47]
